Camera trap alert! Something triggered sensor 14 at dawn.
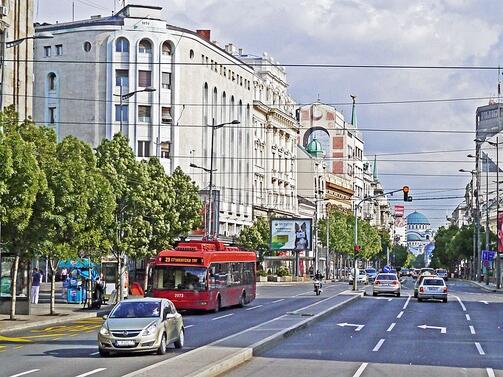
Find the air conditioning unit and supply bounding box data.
[0,6,8,17]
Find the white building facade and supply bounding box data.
[33,4,255,238]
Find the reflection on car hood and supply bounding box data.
[105,317,159,331]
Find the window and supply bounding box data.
[189,49,194,59]
[55,44,63,56]
[137,140,150,157]
[161,72,171,89]
[161,107,172,124]
[138,105,151,123]
[48,73,56,91]
[83,41,92,52]
[138,70,151,87]
[48,107,56,123]
[44,46,51,57]
[160,142,171,158]
[115,69,129,87]
[115,37,129,53]
[162,41,172,56]
[115,104,128,122]
[139,39,152,54]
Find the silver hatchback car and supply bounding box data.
[98,298,184,356]
[417,277,448,303]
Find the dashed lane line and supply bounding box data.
[212,314,234,321]
[402,295,411,310]
[245,305,263,311]
[481,301,489,305]
[372,339,385,352]
[466,314,471,321]
[8,370,40,377]
[74,368,107,377]
[475,342,485,356]
[487,368,496,377]
[469,325,476,335]
[396,311,404,319]
[386,323,396,332]
[271,299,285,303]
[352,363,368,377]
[455,296,467,311]
[184,325,194,329]
[89,351,99,356]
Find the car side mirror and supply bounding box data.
[102,315,108,320]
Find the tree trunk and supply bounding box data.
[10,254,19,320]
[117,254,123,303]
[143,262,149,294]
[49,259,57,315]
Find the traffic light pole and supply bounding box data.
[353,188,406,291]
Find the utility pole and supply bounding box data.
[497,137,501,289]
[485,154,490,285]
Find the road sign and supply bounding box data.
[383,265,391,273]
[482,250,496,261]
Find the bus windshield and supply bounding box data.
[153,266,207,291]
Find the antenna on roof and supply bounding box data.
[498,65,501,103]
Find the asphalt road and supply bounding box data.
[225,278,503,377]
[0,281,348,377]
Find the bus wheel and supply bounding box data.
[239,292,246,307]
[213,296,221,313]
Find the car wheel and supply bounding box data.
[418,298,423,302]
[443,298,448,303]
[396,292,401,297]
[213,296,221,313]
[373,292,377,297]
[238,292,246,307]
[157,333,167,355]
[414,292,418,298]
[174,329,184,349]
[98,348,109,357]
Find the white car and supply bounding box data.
[349,269,369,285]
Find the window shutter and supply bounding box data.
[138,70,151,87]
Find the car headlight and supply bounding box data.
[99,326,110,336]
[142,322,158,336]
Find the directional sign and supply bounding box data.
[383,265,391,273]
[337,323,365,332]
[417,324,446,334]
[482,250,496,261]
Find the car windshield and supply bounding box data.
[110,301,161,318]
[437,269,447,273]
[376,274,397,280]
[423,279,445,286]
[153,266,207,291]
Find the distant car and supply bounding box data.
[436,269,448,281]
[400,268,409,277]
[417,277,448,303]
[349,268,369,285]
[373,273,400,297]
[420,268,436,276]
[414,271,437,298]
[98,298,184,356]
[365,268,378,282]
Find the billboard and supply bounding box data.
[394,205,404,217]
[270,218,313,251]
[498,211,503,252]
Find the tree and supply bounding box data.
[390,244,410,267]
[170,166,202,238]
[1,110,44,319]
[236,216,270,263]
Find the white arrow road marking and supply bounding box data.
[487,368,495,377]
[337,322,365,331]
[372,338,385,352]
[9,370,40,377]
[475,342,485,355]
[353,363,368,377]
[417,324,447,334]
[481,301,489,305]
[75,369,107,377]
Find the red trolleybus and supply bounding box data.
[149,240,256,312]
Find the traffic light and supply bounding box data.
[403,186,412,202]
[354,245,361,253]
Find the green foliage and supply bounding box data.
[390,244,410,267]
[170,166,202,238]
[257,269,267,277]
[236,216,270,262]
[276,266,290,277]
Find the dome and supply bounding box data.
[306,136,324,157]
[406,211,430,225]
[407,232,422,242]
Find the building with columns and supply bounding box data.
[33,4,255,238]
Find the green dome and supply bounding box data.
[306,137,324,157]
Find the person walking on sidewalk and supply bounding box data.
[31,268,42,304]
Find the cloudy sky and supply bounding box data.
[36,0,503,228]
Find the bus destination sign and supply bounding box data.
[161,256,203,264]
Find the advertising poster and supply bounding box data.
[498,211,503,252]
[270,218,312,251]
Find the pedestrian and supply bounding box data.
[31,268,42,304]
[61,267,68,282]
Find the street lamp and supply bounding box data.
[467,149,484,282]
[193,119,240,238]
[113,87,156,137]
[460,168,478,280]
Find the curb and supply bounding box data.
[0,307,112,335]
[457,279,501,293]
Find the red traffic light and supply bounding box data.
[354,245,361,252]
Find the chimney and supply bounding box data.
[238,48,243,55]
[196,29,211,42]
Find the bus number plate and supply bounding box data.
[174,293,184,298]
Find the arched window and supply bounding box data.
[162,41,172,56]
[212,87,218,124]
[139,39,152,54]
[48,72,57,91]
[115,37,129,53]
[221,92,227,123]
[203,83,209,126]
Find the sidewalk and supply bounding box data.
[466,279,503,292]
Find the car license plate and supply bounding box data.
[116,340,135,346]
[383,283,390,287]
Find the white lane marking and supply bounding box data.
[89,351,99,356]
[212,314,234,320]
[469,325,476,335]
[9,370,40,377]
[475,342,485,355]
[372,338,385,352]
[481,301,489,305]
[271,299,285,303]
[74,369,107,377]
[184,325,194,329]
[386,323,396,332]
[417,324,447,334]
[403,295,411,310]
[245,305,263,311]
[336,322,365,331]
[353,363,369,377]
[396,311,404,319]
[466,314,471,321]
[456,296,467,311]
[487,368,496,377]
